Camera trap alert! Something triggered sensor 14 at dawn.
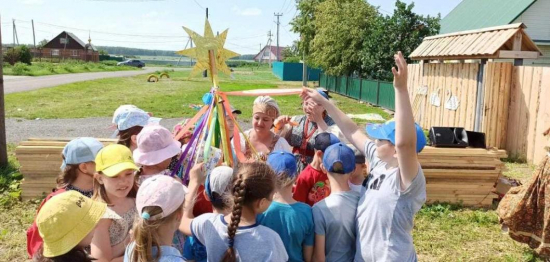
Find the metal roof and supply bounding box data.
[440,0,536,34]
[410,23,542,60]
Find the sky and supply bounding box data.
[1,0,462,55]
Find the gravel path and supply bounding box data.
[5,117,252,144]
[3,67,188,94]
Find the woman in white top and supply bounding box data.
[235,96,291,161]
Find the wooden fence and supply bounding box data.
[506,66,550,163]
[408,62,550,163]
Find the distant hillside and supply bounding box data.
[96,46,255,60]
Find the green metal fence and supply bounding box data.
[319,73,395,111]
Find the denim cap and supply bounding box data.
[267,151,298,178]
[365,120,427,153]
[323,143,356,174]
[116,108,151,131]
[316,88,331,100]
[61,137,104,171]
[313,132,341,152]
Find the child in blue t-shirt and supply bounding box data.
[182,166,234,262]
[259,151,315,262]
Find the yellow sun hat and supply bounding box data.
[36,191,118,257]
[95,144,139,177]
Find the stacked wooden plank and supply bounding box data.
[419,146,507,207]
[16,138,116,200]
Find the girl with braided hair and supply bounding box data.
[179,162,288,262]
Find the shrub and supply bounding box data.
[17,46,32,65]
[100,60,117,66]
[284,56,301,63]
[12,62,30,75]
[3,48,20,66]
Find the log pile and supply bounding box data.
[419,146,507,207]
[16,138,116,200]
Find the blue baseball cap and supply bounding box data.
[267,151,298,178]
[61,137,104,170]
[322,143,356,174]
[116,108,151,131]
[365,120,426,153]
[314,132,340,152]
[316,88,331,100]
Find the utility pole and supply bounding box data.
[32,19,36,48]
[1,14,8,166]
[267,30,273,67]
[62,32,68,61]
[274,13,283,61]
[203,7,209,77]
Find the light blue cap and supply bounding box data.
[61,137,104,170]
[116,108,151,131]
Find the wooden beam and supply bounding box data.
[0,14,7,167]
[513,32,522,51]
[423,23,524,41]
[411,54,499,61]
[498,50,540,59]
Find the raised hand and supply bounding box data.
[189,162,206,184]
[300,87,327,105]
[392,51,408,91]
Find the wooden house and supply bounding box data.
[39,31,99,62]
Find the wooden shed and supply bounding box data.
[407,23,549,164]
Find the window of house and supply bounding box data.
[72,50,79,56]
[263,50,270,57]
[51,49,60,56]
[60,38,68,44]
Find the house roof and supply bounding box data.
[440,0,536,34]
[410,23,542,60]
[45,31,94,50]
[253,45,287,60]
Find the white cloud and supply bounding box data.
[18,0,44,5]
[232,6,262,16]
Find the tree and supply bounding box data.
[37,39,49,48]
[99,49,108,55]
[361,1,440,81]
[282,41,300,62]
[290,0,325,60]
[309,0,378,76]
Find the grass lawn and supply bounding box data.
[3,61,138,76]
[5,67,390,122]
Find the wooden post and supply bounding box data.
[474,59,488,132]
[0,16,8,166]
[208,50,218,86]
[513,32,523,66]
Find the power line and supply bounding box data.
[192,0,205,10]
[34,21,189,38]
[279,0,288,13]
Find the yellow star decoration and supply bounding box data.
[177,19,240,86]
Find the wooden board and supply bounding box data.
[533,67,550,163]
[526,67,543,162]
[518,66,534,160]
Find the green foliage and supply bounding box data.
[293,0,440,81]
[17,46,32,65]
[100,60,118,66]
[3,48,20,66]
[361,1,440,81]
[284,57,301,63]
[11,63,30,75]
[99,49,108,55]
[291,0,325,57]
[37,39,49,48]
[310,0,378,76]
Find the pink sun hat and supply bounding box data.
[133,125,182,166]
